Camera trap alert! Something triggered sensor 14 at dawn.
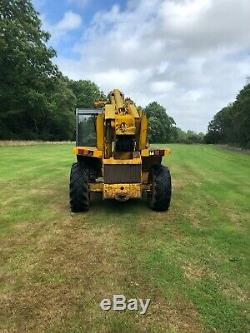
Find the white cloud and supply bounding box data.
[44,11,82,45]
[161,0,212,29]
[54,0,250,131]
[150,81,175,94]
[92,69,140,91]
[55,11,82,31]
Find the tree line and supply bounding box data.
[205,84,250,148]
[144,102,204,143]
[0,0,205,144]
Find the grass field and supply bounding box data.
[0,144,249,333]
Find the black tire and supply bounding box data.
[69,162,90,212]
[148,165,172,211]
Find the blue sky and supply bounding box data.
[33,0,124,58]
[33,0,250,132]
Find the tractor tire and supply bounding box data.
[69,162,90,212]
[148,165,172,211]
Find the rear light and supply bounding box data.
[78,148,84,155]
[150,149,165,156]
[77,148,93,156]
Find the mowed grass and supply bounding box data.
[0,144,249,333]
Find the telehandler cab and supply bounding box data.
[69,89,172,211]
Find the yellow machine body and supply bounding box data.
[73,89,171,202]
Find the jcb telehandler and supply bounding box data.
[69,89,172,212]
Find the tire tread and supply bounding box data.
[69,162,90,212]
[149,165,172,211]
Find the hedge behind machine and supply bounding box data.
[69,89,172,212]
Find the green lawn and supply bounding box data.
[0,144,249,333]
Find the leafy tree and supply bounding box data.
[205,106,234,144]
[205,84,250,148]
[0,0,56,135]
[47,77,76,140]
[171,127,204,144]
[233,84,250,148]
[68,80,105,108]
[186,130,204,144]
[0,0,76,139]
[144,102,176,143]
[170,127,186,143]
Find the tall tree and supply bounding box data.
[205,83,250,148]
[144,102,176,143]
[233,84,250,148]
[68,80,105,108]
[205,105,234,144]
[0,0,75,139]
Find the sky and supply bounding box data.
[33,0,250,132]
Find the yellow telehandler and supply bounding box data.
[69,89,171,211]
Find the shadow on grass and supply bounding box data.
[69,194,171,230]
[90,193,149,214]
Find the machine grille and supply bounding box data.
[104,164,141,184]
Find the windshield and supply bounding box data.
[77,114,96,147]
